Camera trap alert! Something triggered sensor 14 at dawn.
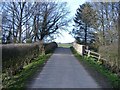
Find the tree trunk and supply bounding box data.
[12,3,15,43]
[85,24,87,45]
[101,3,105,45]
[39,40,45,55]
[118,2,120,76]
[19,23,22,43]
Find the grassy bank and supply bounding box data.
[2,53,52,89]
[70,46,120,89]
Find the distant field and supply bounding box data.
[58,43,72,48]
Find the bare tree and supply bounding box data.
[31,2,70,41]
[2,2,34,43]
[2,1,70,54]
[118,1,120,74]
[92,2,119,46]
[31,2,70,54]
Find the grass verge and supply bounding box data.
[2,53,52,89]
[70,46,120,89]
[58,43,72,48]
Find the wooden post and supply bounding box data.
[88,50,90,57]
[82,45,85,55]
[98,55,101,61]
[86,46,89,50]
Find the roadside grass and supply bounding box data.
[2,53,52,89]
[58,43,72,48]
[70,46,120,89]
[0,73,1,90]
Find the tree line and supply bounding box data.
[1,1,70,44]
[72,2,119,47]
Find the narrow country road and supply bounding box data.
[26,47,110,88]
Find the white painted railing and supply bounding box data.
[73,42,107,62]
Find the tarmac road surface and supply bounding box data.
[26,47,110,88]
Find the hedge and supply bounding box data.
[44,42,58,54]
[2,44,39,75]
[2,42,58,76]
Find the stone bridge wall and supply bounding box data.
[73,42,85,56]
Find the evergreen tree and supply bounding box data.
[73,2,98,45]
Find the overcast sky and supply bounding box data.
[54,0,86,43]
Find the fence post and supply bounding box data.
[82,45,85,55]
[88,50,90,57]
[98,55,101,61]
[86,46,89,50]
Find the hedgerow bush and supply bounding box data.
[2,44,39,76]
[2,42,58,77]
[99,43,118,74]
[2,42,58,88]
[44,42,58,54]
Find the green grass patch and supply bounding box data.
[70,46,120,89]
[2,54,52,89]
[58,43,72,48]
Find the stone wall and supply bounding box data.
[73,42,85,56]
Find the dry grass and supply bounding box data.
[99,43,118,71]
